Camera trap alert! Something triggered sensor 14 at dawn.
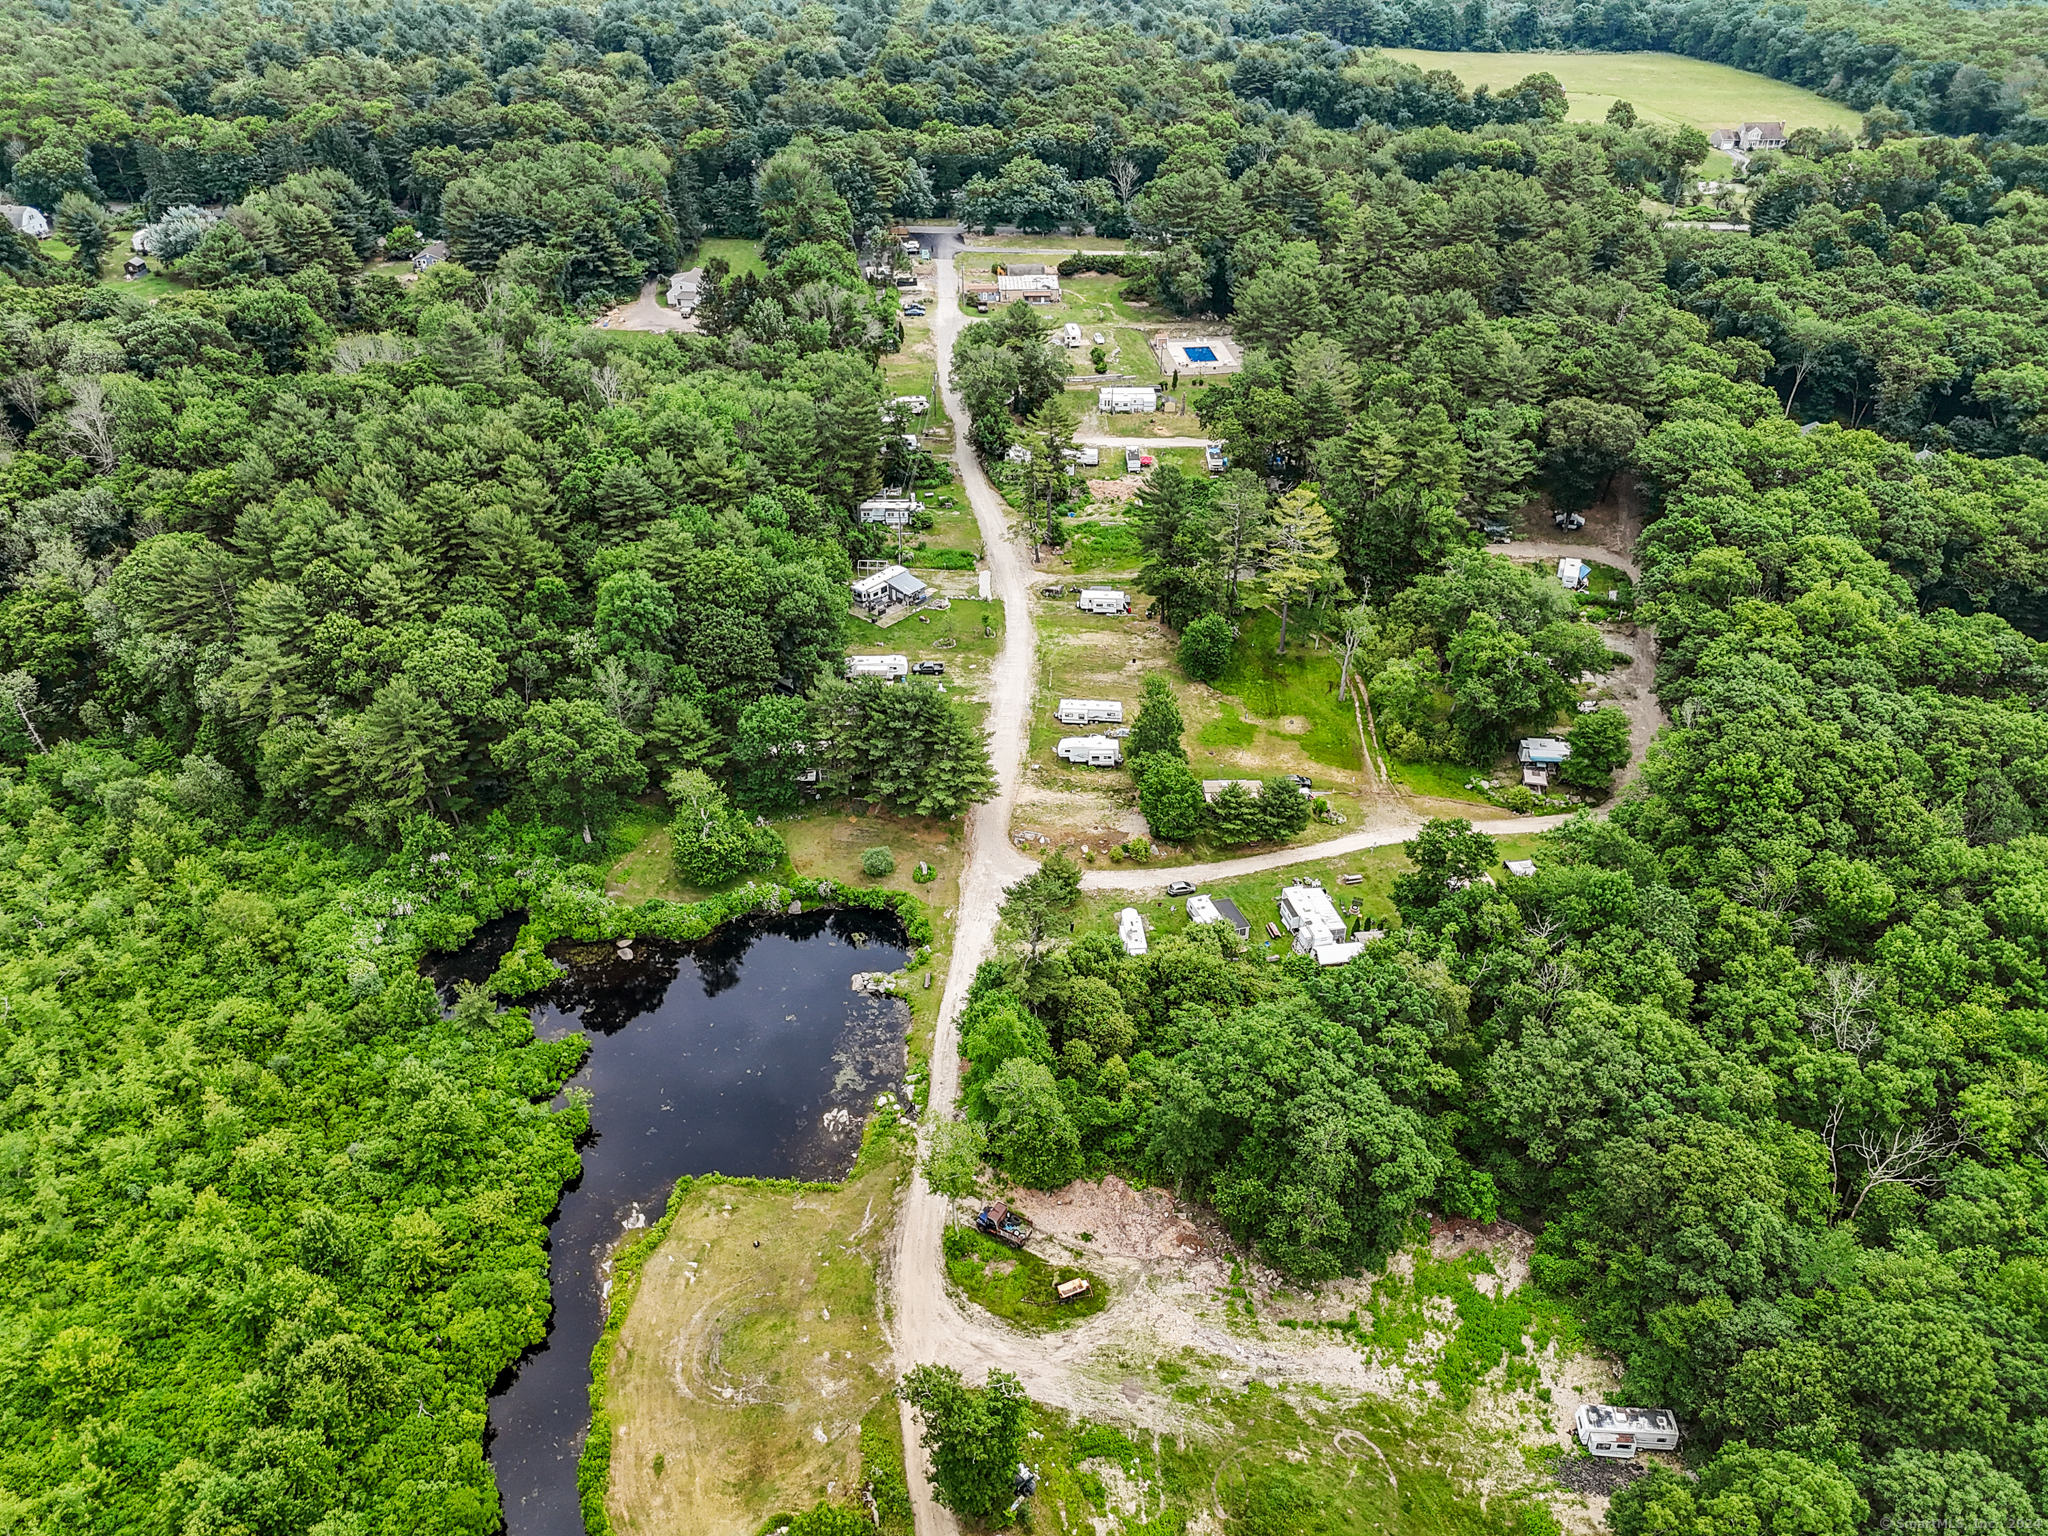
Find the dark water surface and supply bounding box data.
[426,909,911,1536]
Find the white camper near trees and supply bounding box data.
[1056,735,1123,767]
[1075,588,1129,615]
[1575,1406,1680,1460]
[1056,699,1123,725]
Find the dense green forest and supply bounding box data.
[0,0,2045,1530]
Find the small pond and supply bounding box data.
[424,908,912,1536]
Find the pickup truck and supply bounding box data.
[974,1203,1034,1250]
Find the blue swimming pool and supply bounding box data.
[1183,345,1217,362]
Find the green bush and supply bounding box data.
[1177,612,1234,682]
[861,846,896,878]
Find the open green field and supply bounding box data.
[1379,48,1864,139]
[697,236,766,276]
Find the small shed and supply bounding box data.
[412,240,448,273]
[123,256,149,280]
[1117,907,1148,957]
[1518,737,1572,767]
[1505,859,1537,877]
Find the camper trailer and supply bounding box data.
[1062,322,1083,346]
[1575,1406,1680,1460]
[1056,699,1124,726]
[1075,588,1129,615]
[1278,883,1348,956]
[1204,441,1228,474]
[1098,386,1157,413]
[857,497,921,526]
[1117,907,1148,957]
[845,654,909,682]
[1056,735,1124,767]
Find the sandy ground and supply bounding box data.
[599,276,691,333]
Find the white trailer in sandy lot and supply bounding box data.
[1575,1406,1680,1460]
[1056,735,1123,767]
[1056,699,1124,725]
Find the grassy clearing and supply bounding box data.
[599,1126,913,1535]
[1213,611,1364,773]
[1011,1383,1561,1536]
[1059,520,1142,574]
[698,236,766,276]
[1378,47,1864,136]
[1386,757,1497,807]
[942,1223,1110,1329]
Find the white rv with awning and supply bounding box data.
[1278,883,1348,956]
[1075,588,1129,615]
[1056,699,1123,726]
[1056,735,1123,767]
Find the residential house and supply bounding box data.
[0,204,51,239]
[412,240,448,273]
[996,273,1061,304]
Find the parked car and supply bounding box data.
[902,303,926,317]
[912,661,945,675]
[1554,511,1585,531]
[1288,774,1313,789]
[1092,332,1106,344]
[1166,880,1197,897]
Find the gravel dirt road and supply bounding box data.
[886,253,1661,1534]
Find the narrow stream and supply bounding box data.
[423,909,911,1536]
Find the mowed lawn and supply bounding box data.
[1377,48,1865,137]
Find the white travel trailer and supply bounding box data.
[846,654,909,682]
[1278,884,1348,956]
[1098,386,1156,413]
[1575,1406,1680,1460]
[1117,907,1148,957]
[1056,735,1123,767]
[1062,322,1083,346]
[1056,699,1124,726]
[1075,587,1129,615]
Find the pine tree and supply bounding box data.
[1128,674,1185,760]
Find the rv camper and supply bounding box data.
[1056,735,1124,767]
[1117,907,1148,957]
[1056,699,1124,726]
[1574,1406,1680,1460]
[1062,322,1083,346]
[1074,588,1129,615]
[845,654,909,682]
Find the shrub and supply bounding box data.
[1112,838,1152,862]
[861,846,896,878]
[1177,612,1233,682]
[912,859,936,884]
